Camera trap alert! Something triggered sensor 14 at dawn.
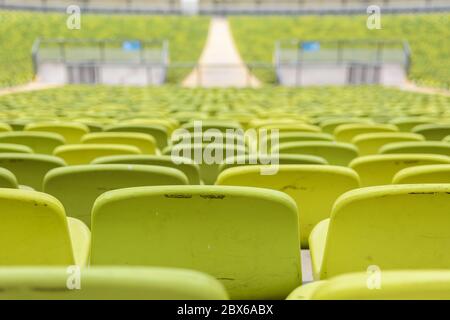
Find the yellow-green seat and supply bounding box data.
[25,122,89,144]
[217,165,359,248]
[53,144,141,165]
[287,271,450,300]
[380,141,450,157]
[351,132,424,156]
[0,267,228,300]
[320,118,373,134]
[260,123,321,133]
[412,124,450,141]
[90,185,301,299]
[349,154,450,187]
[309,184,450,280]
[44,164,188,227]
[0,153,66,190]
[105,124,168,150]
[219,154,328,173]
[390,117,434,132]
[81,132,157,155]
[165,143,248,184]
[6,120,29,131]
[261,132,334,149]
[0,131,65,154]
[444,135,450,143]
[0,167,18,188]
[171,131,247,148]
[0,143,33,154]
[0,123,12,132]
[275,141,358,166]
[92,154,201,185]
[393,164,450,184]
[0,188,89,266]
[334,123,398,142]
[181,120,242,133]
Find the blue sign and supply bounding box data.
[123,40,142,51]
[301,41,320,52]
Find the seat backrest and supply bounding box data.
[0,267,229,300]
[44,164,188,227]
[334,123,398,142]
[351,132,424,155]
[260,123,321,133]
[412,124,450,141]
[275,141,358,166]
[320,184,450,279]
[261,132,334,149]
[217,165,359,248]
[0,131,65,154]
[288,271,450,300]
[380,141,450,157]
[181,120,242,133]
[0,153,66,190]
[53,144,141,165]
[105,124,168,150]
[0,123,12,133]
[0,143,33,154]
[0,189,75,265]
[81,132,157,154]
[393,164,450,184]
[0,168,18,188]
[90,185,301,299]
[320,118,373,134]
[349,154,450,186]
[25,122,89,144]
[390,117,433,132]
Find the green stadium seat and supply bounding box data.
[53,144,141,165]
[105,124,168,150]
[261,132,334,150]
[0,267,228,300]
[181,120,242,133]
[0,131,65,154]
[0,153,66,190]
[380,141,450,157]
[171,131,247,148]
[444,135,450,143]
[334,123,398,142]
[0,123,12,133]
[274,141,358,166]
[390,117,434,132]
[412,124,450,141]
[260,123,321,133]
[393,164,450,184]
[0,168,18,189]
[320,118,373,134]
[44,164,188,227]
[25,122,89,144]
[92,154,201,185]
[216,165,359,248]
[0,143,33,154]
[90,185,301,299]
[309,184,450,280]
[0,188,89,266]
[287,271,450,300]
[349,154,450,186]
[218,154,328,173]
[351,132,425,155]
[81,132,158,154]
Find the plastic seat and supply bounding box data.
[349,154,450,186]
[171,131,247,148]
[44,164,188,227]
[334,123,398,142]
[0,123,12,132]
[351,132,424,155]
[0,143,33,154]
[81,132,157,154]
[260,123,321,133]
[90,185,301,299]
[390,117,434,132]
[380,141,450,157]
[0,153,66,190]
[261,132,334,149]
[92,154,201,185]
[393,164,450,184]
[165,143,248,184]
[412,124,450,141]
[0,168,18,188]
[53,144,141,165]
[0,188,89,266]
[181,120,242,133]
[287,271,450,300]
[275,141,358,166]
[105,124,168,150]
[0,131,65,154]
[219,154,328,173]
[0,267,228,300]
[309,184,450,280]
[217,165,359,248]
[25,122,89,144]
[320,118,373,134]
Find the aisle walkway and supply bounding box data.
[183,17,260,88]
